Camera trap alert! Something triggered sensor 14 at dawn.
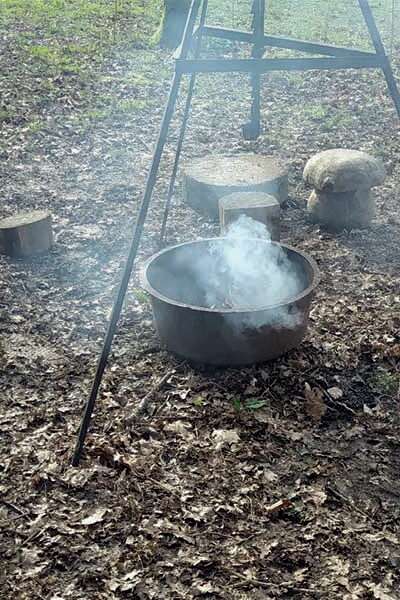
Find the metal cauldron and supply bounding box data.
[141,238,319,366]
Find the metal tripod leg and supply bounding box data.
[71,0,203,466]
[243,0,265,140]
[159,0,209,246]
[359,0,400,117]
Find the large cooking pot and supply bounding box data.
[141,238,319,366]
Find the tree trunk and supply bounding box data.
[159,0,191,49]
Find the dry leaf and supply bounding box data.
[194,582,218,594]
[328,386,343,400]
[164,420,191,434]
[294,567,309,582]
[123,569,141,581]
[264,469,279,483]
[305,382,327,422]
[325,556,350,577]
[368,583,397,600]
[164,420,194,440]
[81,507,107,525]
[308,487,328,506]
[342,585,365,599]
[386,344,400,359]
[363,532,399,545]
[212,429,240,450]
[287,430,305,442]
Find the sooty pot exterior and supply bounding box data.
[148,293,313,366]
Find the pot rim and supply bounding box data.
[140,238,320,314]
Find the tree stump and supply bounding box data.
[183,154,288,220]
[303,149,385,193]
[307,189,376,231]
[158,0,191,49]
[0,210,53,258]
[219,192,281,240]
[303,149,385,231]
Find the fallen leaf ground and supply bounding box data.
[1,3,400,599]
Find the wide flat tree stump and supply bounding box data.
[219,192,280,240]
[183,154,288,219]
[0,210,53,258]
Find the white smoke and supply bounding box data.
[193,215,304,330]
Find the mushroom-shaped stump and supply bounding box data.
[183,154,288,220]
[303,149,385,231]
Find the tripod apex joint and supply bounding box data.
[72,0,400,466]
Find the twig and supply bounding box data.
[238,531,267,545]
[146,476,181,498]
[0,497,28,517]
[314,383,357,416]
[326,484,370,520]
[134,346,162,359]
[324,392,357,416]
[264,498,292,514]
[223,568,314,594]
[137,137,153,153]
[134,369,176,417]
[20,527,46,548]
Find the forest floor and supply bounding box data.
[1,2,400,599]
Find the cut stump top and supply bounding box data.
[184,154,288,219]
[185,154,287,187]
[0,210,51,230]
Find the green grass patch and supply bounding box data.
[29,44,83,74]
[207,0,396,50]
[300,103,355,130]
[76,96,153,127]
[2,0,161,79]
[27,116,44,134]
[233,397,267,412]
[1,1,161,43]
[116,98,151,112]
[303,103,330,122]
[134,289,151,305]
[0,0,163,154]
[0,0,397,156]
[370,369,399,396]
[192,396,205,408]
[0,108,18,123]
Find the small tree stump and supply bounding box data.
[183,154,288,220]
[219,192,281,240]
[0,210,53,258]
[303,149,385,232]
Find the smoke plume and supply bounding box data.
[194,215,303,329]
